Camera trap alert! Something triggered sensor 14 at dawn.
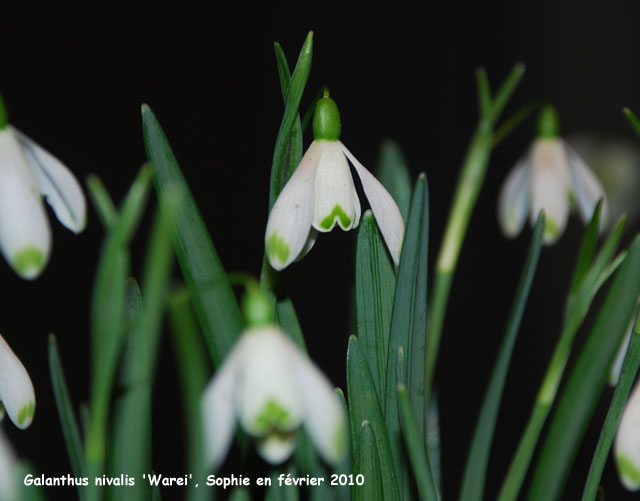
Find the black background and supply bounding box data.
[2,1,640,499]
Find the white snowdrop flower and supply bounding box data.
[265,90,405,270]
[201,325,347,470]
[0,334,35,429]
[498,105,607,245]
[615,379,640,490]
[0,95,86,279]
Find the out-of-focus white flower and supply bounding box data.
[201,326,347,470]
[0,95,86,279]
[498,105,607,245]
[615,379,640,490]
[265,90,404,270]
[0,334,35,429]
[0,430,18,500]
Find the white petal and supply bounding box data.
[312,141,360,232]
[13,127,86,234]
[237,328,304,437]
[286,339,347,465]
[530,139,572,245]
[0,129,51,279]
[255,430,297,464]
[342,143,405,265]
[265,142,321,270]
[565,141,608,230]
[0,334,35,429]
[295,229,318,262]
[497,158,530,238]
[616,380,640,490]
[200,337,247,470]
[0,431,18,500]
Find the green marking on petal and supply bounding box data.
[17,401,35,427]
[544,217,560,241]
[320,205,351,230]
[616,453,640,488]
[266,233,290,264]
[255,400,291,432]
[13,247,45,278]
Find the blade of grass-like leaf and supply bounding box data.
[86,173,117,227]
[488,63,526,122]
[528,236,640,499]
[492,99,542,148]
[623,108,640,137]
[268,31,313,210]
[384,173,428,488]
[142,104,244,366]
[583,306,640,500]
[347,336,400,500]
[569,201,603,296]
[267,464,300,501]
[301,87,324,133]
[48,335,85,495]
[354,421,383,501]
[426,394,442,493]
[334,388,351,501]
[168,288,210,501]
[356,211,396,400]
[376,140,412,221]
[475,68,491,119]
[459,214,544,501]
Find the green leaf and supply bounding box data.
[426,394,442,494]
[569,200,603,296]
[268,32,313,210]
[623,108,640,137]
[353,421,383,501]
[384,173,429,482]
[355,211,396,400]
[583,307,640,500]
[475,68,491,119]
[492,99,543,148]
[459,214,545,501]
[142,104,244,366]
[48,335,85,498]
[376,140,412,222]
[528,236,640,499]
[346,336,400,500]
[334,388,352,501]
[86,173,117,227]
[276,297,308,352]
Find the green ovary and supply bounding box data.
[617,453,640,487]
[17,401,35,427]
[13,247,45,278]
[255,400,292,432]
[544,217,559,240]
[266,233,290,264]
[319,205,351,230]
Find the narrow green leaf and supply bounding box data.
[276,297,308,352]
[426,394,442,494]
[569,200,603,296]
[168,288,210,501]
[583,306,640,500]
[301,87,324,133]
[48,335,85,497]
[459,214,545,501]
[267,464,300,501]
[384,173,429,482]
[475,68,491,119]
[376,140,412,222]
[492,99,542,148]
[334,388,352,501]
[623,108,640,137]
[488,63,526,122]
[356,211,396,400]
[528,236,640,499]
[354,421,383,501]
[86,173,117,227]
[268,31,313,210]
[142,104,244,366]
[346,336,400,500]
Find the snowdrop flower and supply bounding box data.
[0,430,18,500]
[498,105,607,245]
[0,333,35,429]
[201,323,346,469]
[265,90,404,270]
[615,379,640,490]
[0,95,86,279]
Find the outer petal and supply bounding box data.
[13,127,87,234]
[265,141,321,270]
[255,430,297,464]
[615,380,640,490]
[237,328,304,437]
[312,141,360,232]
[0,334,35,429]
[0,129,51,279]
[285,337,347,465]
[565,141,608,230]
[0,431,18,500]
[342,142,404,265]
[200,336,247,470]
[497,158,530,238]
[530,139,572,245]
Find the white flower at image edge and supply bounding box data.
[616,379,640,490]
[200,326,347,469]
[0,122,86,279]
[498,105,607,245]
[265,92,404,270]
[0,334,36,429]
